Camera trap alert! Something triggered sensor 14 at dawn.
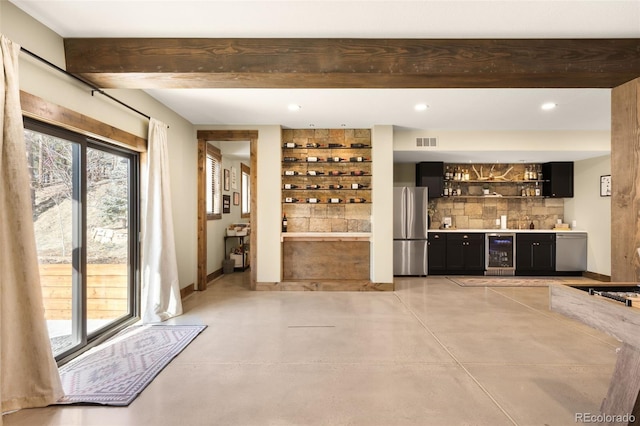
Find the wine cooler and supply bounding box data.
[485,233,515,276]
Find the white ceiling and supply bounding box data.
[10,0,640,162]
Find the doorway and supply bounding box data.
[197,130,258,290]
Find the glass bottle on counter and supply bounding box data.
[282,214,288,232]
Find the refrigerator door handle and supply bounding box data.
[422,190,429,236]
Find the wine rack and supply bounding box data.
[281,143,372,204]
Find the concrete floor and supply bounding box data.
[4,273,620,426]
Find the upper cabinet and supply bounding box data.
[415,161,574,199]
[415,162,444,199]
[542,162,574,198]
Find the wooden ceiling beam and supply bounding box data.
[64,38,640,89]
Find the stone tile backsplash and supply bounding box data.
[429,197,565,230]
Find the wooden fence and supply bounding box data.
[39,264,129,320]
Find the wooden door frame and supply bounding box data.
[197,130,258,290]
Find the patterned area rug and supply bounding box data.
[448,276,596,287]
[57,324,206,406]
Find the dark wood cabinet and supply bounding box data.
[415,161,444,199]
[516,233,556,275]
[445,233,485,275]
[427,232,447,274]
[542,162,573,198]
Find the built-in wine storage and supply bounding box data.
[281,129,372,233]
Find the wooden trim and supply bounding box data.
[180,283,195,300]
[197,130,258,291]
[207,268,223,284]
[582,271,611,282]
[20,91,146,152]
[196,138,207,290]
[64,38,640,89]
[256,281,393,291]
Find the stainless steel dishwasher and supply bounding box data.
[555,232,587,271]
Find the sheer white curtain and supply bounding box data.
[0,35,63,418]
[141,118,182,323]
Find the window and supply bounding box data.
[206,144,222,220]
[24,118,138,361]
[241,163,250,218]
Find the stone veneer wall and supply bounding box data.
[429,197,565,230]
[282,129,372,233]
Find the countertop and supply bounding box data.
[428,229,586,233]
[281,232,372,242]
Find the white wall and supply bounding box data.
[4,2,199,289]
[563,155,611,276]
[394,129,610,160]
[371,125,394,283]
[393,163,415,187]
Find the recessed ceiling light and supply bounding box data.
[541,102,557,111]
[414,103,429,111]
[288,104,301,111]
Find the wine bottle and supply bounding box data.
[306,184,321,189]
[283,142,297,148]
[349,198,366,203]
[306,197,320,203]
[306,156,320,162]
[351,183,367,189]
[350,143,368,148]
[284,197,299,203]
[283,157,298,162]
[350,170,366,176]
[328,143,343,148]
[307,171,324,176]
[329,170,343,176]
[283,184,298,189]
[282,214,288,232]
[328,184,344,189]
[306,142,321,148]
[328,198,342,203]
[284,170,298,176]
[349,156,367,162]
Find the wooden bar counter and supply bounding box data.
[262,232,391,291]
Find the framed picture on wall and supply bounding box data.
[224,169,230,191]
[231,166,238,189]
[233,192,240,205]
[600,175,611,197]
[223,195,231,213]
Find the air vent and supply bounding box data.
[416,137,438,147]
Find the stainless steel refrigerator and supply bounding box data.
[393,187,429,276]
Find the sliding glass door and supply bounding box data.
[24,118,138,360]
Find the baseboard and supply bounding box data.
[207,268,223,284]
[180,283,195,300]
[179,269,223,300]
[256,280,394,291]
[583,271,611,282]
